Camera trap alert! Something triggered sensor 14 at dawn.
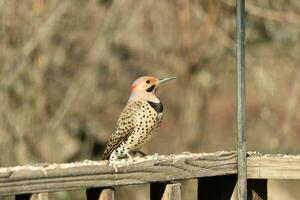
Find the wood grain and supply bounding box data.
[2,151,300,197]
[247,155,300,179]
[0,152,236,196]
[99,189,114,200]
[162,183,181,200]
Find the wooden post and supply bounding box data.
[236,0,247,199]
[86,188,114,200]
[15,193,48,200]
[247,179,267,200]
[198,175,237,200]
[151,182,181,200]
[162,183,181,200]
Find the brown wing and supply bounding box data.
[101,101,143,160]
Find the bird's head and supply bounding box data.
[128,76,176,103]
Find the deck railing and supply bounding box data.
[1,151,300,199]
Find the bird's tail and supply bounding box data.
[101,148,111,160]
[101,153,109,160]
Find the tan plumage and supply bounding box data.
[102,101,143,160]
[102,76,175,161]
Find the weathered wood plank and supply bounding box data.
[0,151,237,196]
[247,154,300,179]
[162,183,181,200]
[197,175,237,200]
[247,179,267,200]
[86,188,114,200]
[2,151,300,197]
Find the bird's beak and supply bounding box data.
[157,77,176,85]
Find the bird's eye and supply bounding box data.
[146,80,150,84]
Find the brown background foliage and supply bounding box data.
[0,0,300,199]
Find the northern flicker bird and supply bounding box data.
[102,76,176,161]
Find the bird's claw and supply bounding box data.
[125,152,134,163]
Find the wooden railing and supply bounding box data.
[1,151,300,200]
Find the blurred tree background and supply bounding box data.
[0,0,300,199]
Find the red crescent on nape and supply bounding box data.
[130,85,136,92]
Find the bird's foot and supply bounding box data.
[133,150,147,157]
[108,150,139,164]
[125,152,135,163]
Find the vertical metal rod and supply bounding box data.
[236,0,247,199]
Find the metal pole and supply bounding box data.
[236,0,247,199]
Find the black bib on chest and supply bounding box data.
[147,101,163,113]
